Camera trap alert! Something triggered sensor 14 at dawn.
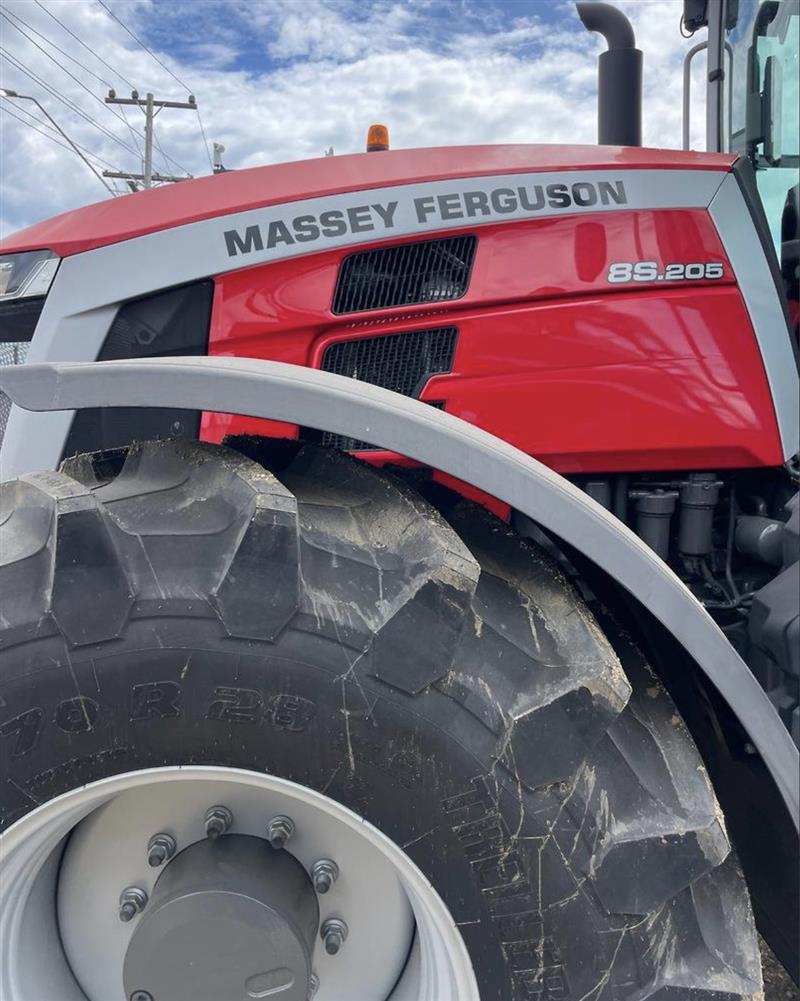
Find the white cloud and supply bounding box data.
[1,0,711,240]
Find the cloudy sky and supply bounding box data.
[0,0,709,239]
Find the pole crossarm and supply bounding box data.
[102,170,190,182]
[104,91,197,187]
[105,96,197,110]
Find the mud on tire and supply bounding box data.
[0,439,762,1000]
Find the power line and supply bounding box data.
[28,0,188,176]
[2,104,126,194]
[195,108,214,171]
[0,93,116,195]
[94,0,213,170]
[34,0,136,91]
[104,90,196,188]
[4,5,110,89]
[95,0,191,92]
[0,7,145,157]
[0,47,141,158]
[2,100,124,173]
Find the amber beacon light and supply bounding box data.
[366,123,390,151]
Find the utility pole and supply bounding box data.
[103,89,196,189]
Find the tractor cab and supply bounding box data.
[688,0,800,321]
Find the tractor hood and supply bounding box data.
[1,143,735,259]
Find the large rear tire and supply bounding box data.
[0,440,762,1000]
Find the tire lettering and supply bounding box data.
[444,775,571,999]
[130,681,182,721]
[206,686,263,724]
[271,694,316,733]
[54,696,99,734]
[0,707,44,757]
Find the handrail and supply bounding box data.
[683,40,733,151]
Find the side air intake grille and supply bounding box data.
[332,235,476,314]
[304,326,457,451]
[0,342,29,450]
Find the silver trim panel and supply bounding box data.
[709,173,800,460]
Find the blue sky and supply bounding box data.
[0,0,706,238]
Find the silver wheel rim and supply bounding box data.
[0,766,479,1001]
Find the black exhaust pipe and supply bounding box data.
[576,2,642,147]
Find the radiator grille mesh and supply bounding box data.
[305,326,457,451]
[332,235,476,314]
[0,342,29,449]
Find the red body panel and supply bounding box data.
[201,208,783,473]
[1,144,735,257]
[3,142,782,478]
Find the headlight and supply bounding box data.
[0,249,60,345]
[0,249,59,301]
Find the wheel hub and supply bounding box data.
[123,835,319,1001]
[0,768,479,1001]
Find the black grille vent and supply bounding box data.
[332,235,476,314]
[304,326,457,451]
[316,402,445,453]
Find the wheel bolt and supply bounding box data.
[308,973,320,998]
[311,858,339,895]
[267,814,295,850]
[321,917,348,955]
[147,833,176,868]
[119,886,148,923]
[204,805,233,840]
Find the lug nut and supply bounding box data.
[130,992,153,1001]
[147,833,177,868]
[267,814,295,850]
[204,805,233,840]
[308,973,320,998]
[119,886,148,923]
[321,917,348,955]
[311,858,339,895]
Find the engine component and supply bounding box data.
[679,473,722,556]
[736,515,785,566]
[633,489,678,561]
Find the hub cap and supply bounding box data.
[124,836,319,1001]
[0,767,480,1001]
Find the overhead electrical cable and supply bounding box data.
[0,7,145,157]
[2,104,126,193]
[0,48,141,158]
[33,0,136,90]
[24,1,188,176]
[94,0,213,171]
[195,107,214,171]
[1,100,125,172]
[95,0,190,90]
[27,1,190,176]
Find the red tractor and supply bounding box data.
[0,2,797,999]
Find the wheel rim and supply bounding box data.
[0,766,479,1001]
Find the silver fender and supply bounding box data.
[1,355,797,825]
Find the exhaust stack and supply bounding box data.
[576,2,642,147]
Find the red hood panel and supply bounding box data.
[1,144,735,258]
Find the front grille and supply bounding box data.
[332,235,476,314]
[304,326,457,451]
[0,341,29,451]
